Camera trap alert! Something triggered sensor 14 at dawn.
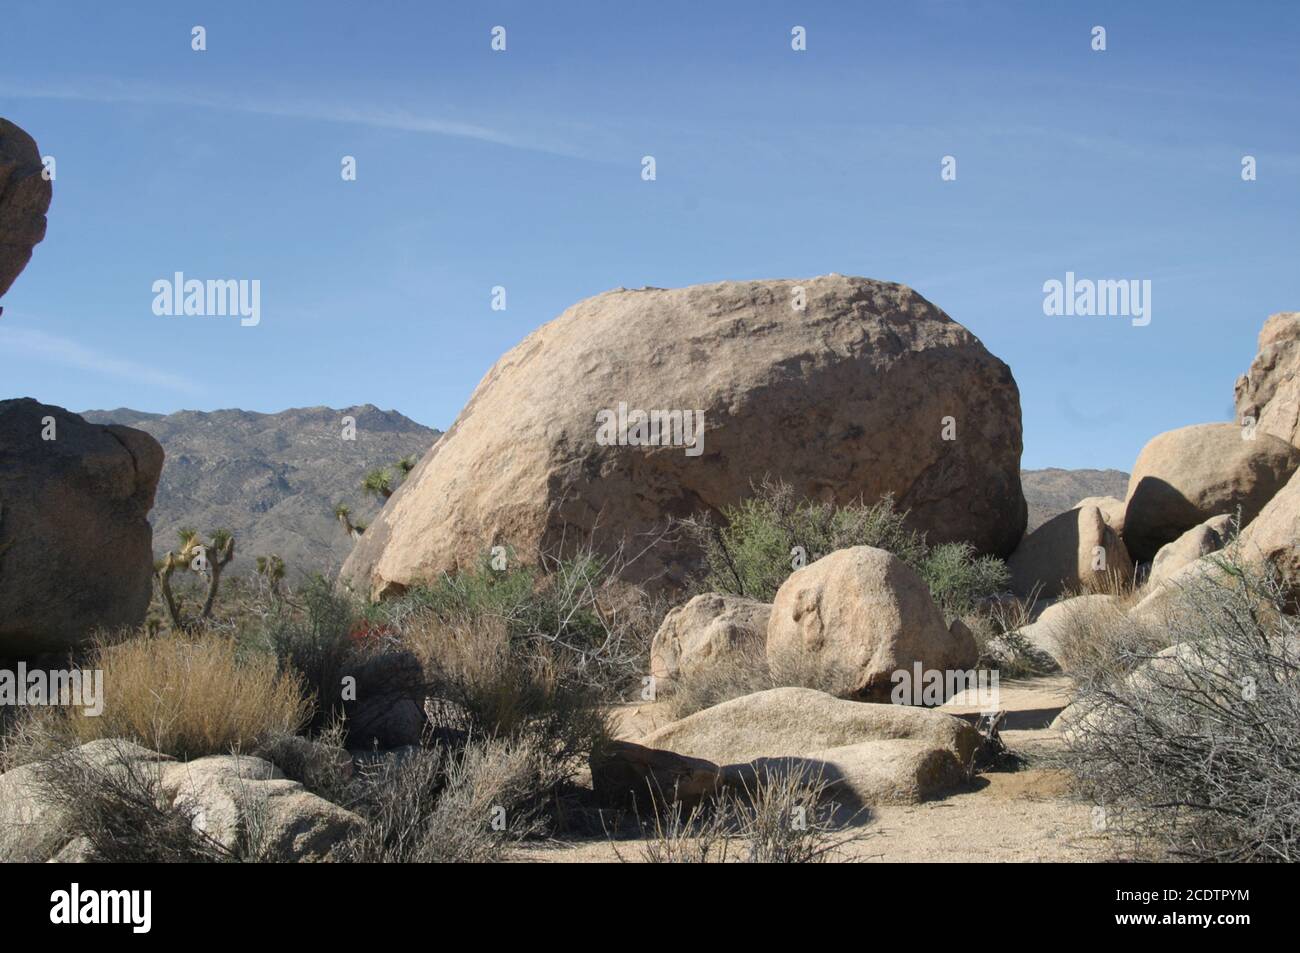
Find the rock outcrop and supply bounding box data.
[0,400,164,656]
[638,687,982,806]
[1007,504,1133,598]
[0,741,361,862]
[649,592,770,683]
[1235,312,1300,447]
[1148,514,1233,589]
[1235,467,1300,607]
[765,546,977,702]
[0,118,52,300]
[1121,423,1300,561]
[342,276,1026,598]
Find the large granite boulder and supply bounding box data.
[342,275,1026,598]
[0,400,164,656]
[0,118,52,300]
[1122,423,1300,561]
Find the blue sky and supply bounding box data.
[1,0,1296,469]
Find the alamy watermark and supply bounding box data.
[1042,271,1150,327]
[0,663,103,716]
[595,402,705,457]
[152,272,261,326]
[890,663,999,708]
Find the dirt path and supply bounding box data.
[522,676,1110,863]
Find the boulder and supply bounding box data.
[0,400,164,656]
[1235,311,1300,447]
[0,740,167,861]
[1006,504,1133,598]
[0,118,52,300]
[346,650,427,749]
[1073,495,1126,535]
[1122,423,1300,561]
[162,754,361,861]
[1148,514,1233,588]
[638,686,981,805]
[649,592,770,683]
[341,275,1027,598]
[0,740,362,862]
[1235,466,1300,607]
[765,546,976,702]
[589,740,723,809]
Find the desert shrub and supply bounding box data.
[250,577,361,735]
[920,541,1011,618]
[636,769,867,863]
[683,478,1006,613]
[1051,598,1169,689]
[53,630,310,760]
[386,547,655,692]
[1063,554,1300,861]
[0,703,69,772]
[685,478,926,602]
[33,741,278,862]
[344,737,544,863]
[403,612,609,791]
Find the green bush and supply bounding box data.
[686,478,1007,613]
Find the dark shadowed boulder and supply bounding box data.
[0,400,163,656]
[0,118,52,299]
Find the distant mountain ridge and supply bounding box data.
[75,403,1123,577]
[79,405,441,579]
[1020,467,1130,531]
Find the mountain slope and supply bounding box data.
[1020,467,1130,531]
[80,405,440,579]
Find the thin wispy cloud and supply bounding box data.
[0,325,202,396]
[0,78,592,159]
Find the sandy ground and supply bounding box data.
[517,676,1111,863]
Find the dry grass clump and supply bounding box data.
[1050,596,1169,689]
[1063,553,1300,862]
[636,768,868,864]
[344,737,545,863]
[404,611,609,791]
[57,629,310,760]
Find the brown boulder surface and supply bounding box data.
[766,546,977,701]
[341,275,1026,598]
[649,592,770,683]
[0,399,164,656]
[589,740,723,809]
[1235,312,1300,447]
[1007,504,1133,598]
[1122,423,1300,561]
[0,118,52,299]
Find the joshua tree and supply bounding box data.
[155,527,235,630]
[255,553,286,600]
[334,503,366,540]
[362,456,417,502]
[362,467,395,501]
